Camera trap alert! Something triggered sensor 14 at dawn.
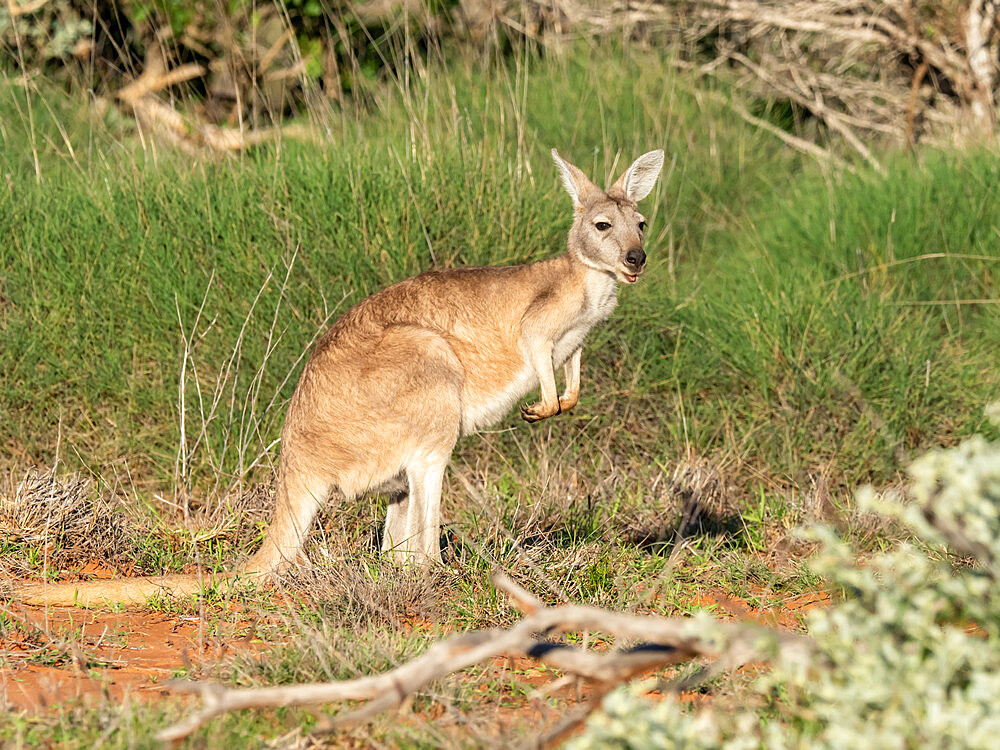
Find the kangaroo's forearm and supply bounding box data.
[560,347,581,412]
[521,340,562,422]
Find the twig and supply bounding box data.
[157,573,811,743]
[5,0,50,16]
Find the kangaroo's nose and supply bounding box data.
[625,248,646,269]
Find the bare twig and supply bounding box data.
[5,0,50,15]
[157,573,811,743]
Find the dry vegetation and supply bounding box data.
[5,1,1000,157]
[157,574,812,746]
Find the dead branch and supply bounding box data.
[111,38,317,154]
[117,64,207,105]
[5,0,50,16]
[157,573,811,744]
[124,92,315,154]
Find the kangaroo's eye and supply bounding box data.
[595,222,611,231]
[638,221,647,232]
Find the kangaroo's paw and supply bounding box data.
[520,400,562,423]
[558,394,579,413]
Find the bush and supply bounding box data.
[572,404,1000,749]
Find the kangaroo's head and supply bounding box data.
[552,149,665,284]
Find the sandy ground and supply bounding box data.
[1,602,271,712]
[0,576,829,721]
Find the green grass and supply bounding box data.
[2,38,1000,747]
[666,151,1000,485]
[0,45,800,492]
[3,47,996,503]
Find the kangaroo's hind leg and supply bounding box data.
[401,452,450,564]
[382,485,411,556]
[376,325,463,565]
[382,457,449,565]
[382,451,452,565]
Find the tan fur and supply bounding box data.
[13,149,664,606]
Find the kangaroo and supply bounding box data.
[15,148,664,606]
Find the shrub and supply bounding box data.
[572,404,1000,749]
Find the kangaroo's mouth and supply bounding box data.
[618,268,642,284]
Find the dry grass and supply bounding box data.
[0,469,147,578]
[0,468,270,581]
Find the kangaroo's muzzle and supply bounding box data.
[622,246,646,283]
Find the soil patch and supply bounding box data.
[688,586,831,629]
[1,603,274,713]
[0,577,831,729]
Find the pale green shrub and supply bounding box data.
[572,406,1000,750]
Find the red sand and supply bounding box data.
[1,603,272,712]
[1,577,829,716]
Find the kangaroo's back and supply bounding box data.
[310,258,568,360]
[301,256,579,432]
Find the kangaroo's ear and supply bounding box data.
[551,149,599,209]
[612,149,665,203]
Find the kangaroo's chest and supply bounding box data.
[583,270,619,322]
[553,271,617,365]
[459,271,618,433]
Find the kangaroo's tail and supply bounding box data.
[11,466,319,607]
[12,571,239,608]
[11,520,295,607]
[11,551,285,607]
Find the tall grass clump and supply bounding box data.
[641,150,1000,492]
[572,405,1000,749]
[0,43,797,497]
[2,39,998,522]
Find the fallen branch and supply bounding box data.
[5,0,50,16]
[114,43,315,154]
[126,94,314,153]
[117,64,207,105]
[157,573,811,744]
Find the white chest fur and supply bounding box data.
[583,269,619,322]
[553,270,617,365]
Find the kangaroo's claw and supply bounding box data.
[521,400,562,423]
